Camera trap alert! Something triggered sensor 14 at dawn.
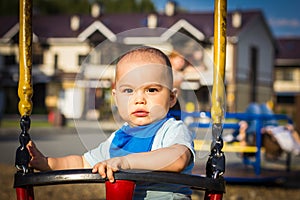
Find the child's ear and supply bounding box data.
[169,88,178,108]
[112,89,118,107]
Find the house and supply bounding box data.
[274,37,300,130]
[0,2,276,121]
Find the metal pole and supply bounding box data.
[15,0,34,199]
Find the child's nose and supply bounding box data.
[134,91,146,104]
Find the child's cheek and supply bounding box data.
[149,104,168,119]
[120,95,132,110]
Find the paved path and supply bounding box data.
[0,120,117,164]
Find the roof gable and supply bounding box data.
[78,20,116,42]
[161,19,205,41]
[122,19,206,44]
[1,22,39,43]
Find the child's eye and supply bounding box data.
[146,88,159,93]
[122,88,133,93]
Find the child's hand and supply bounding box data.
[26,140,50,171]
[92,157,130,183]
[239,121,248,132]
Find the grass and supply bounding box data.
[1,120,51,128]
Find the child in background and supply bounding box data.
[225,103,300,159]
[27,46,195,199]
[259,104,300,158]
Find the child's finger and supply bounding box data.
[92,167,97,173]
[93,163,107,179]
[26,140,35,148]
[26,141,40,156]
[26,141,32,150]
[106,167,115,183]
[26,142,35,156]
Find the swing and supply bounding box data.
[13,0,227,199]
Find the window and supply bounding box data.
[282,70,294,81]
[33,54,44,65]
[78,55,88,66]
[276,69,294,81]
[4,55,16,66]
[54,54,58,70]
[249,46,258,102]
[275,70,283,80]
[277,95,295,104]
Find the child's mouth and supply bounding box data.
[132,110,149,117]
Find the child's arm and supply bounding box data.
[27,140,91,171]
[92,144,191,182]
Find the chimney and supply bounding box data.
[147,14,158,29]
[165,1,176,16]
[91,3,101,18]
[70,15,80,31]
[232,11,242,28]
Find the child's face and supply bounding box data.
[112,54,177,127]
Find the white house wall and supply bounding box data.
[46,42,91,73]
[58,87,85,119]
[236,16,274,86]
[0,44,18,55]
[225,42,235,83]
[0,44,19,68]
[234,16,274,111]
[275,68,300,92]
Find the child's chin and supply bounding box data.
[131,118,152,126]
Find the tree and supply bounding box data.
[33,0,91,15]
[96,0,155,14]
[0,1,19,16]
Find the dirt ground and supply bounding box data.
[1,164,300,200]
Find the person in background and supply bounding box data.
[224,103,260,147]
[168,51,187,120]
[259,104,300,158]
[225,103,300,159]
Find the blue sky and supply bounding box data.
[151,0,300,37]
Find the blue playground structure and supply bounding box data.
[171,110,294,182]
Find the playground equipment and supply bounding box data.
[13,0,228,199]
[179,111,293,177]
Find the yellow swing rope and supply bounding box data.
[15,0,33,173]
[211,0,226,125]
[18,0,33,117]
[203,0,227,183]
